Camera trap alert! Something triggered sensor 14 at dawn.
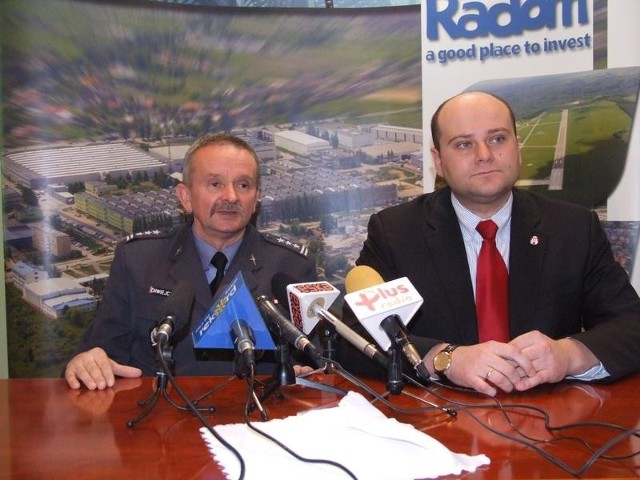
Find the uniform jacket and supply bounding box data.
[75,223,317,376]
[339,187,640,381]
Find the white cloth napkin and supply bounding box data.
[200,391,490,479]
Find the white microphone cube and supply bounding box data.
[344,277,423,351]
[286,281,341,334]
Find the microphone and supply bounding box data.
[271,273,340,335]
[151,280,195,347]
[314,306,388,369]
[272,273,387,368]
[230,319,256,368]
[192,272,276,352]
[254,294,323,363]
[344,265,430,381]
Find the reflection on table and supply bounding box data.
[1,372,639,479]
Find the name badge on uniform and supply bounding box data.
[149,285,171,297]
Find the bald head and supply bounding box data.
[428,91,522,217]
[431,92,517,151]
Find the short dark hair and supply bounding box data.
[430,91,517,151]
[181,133,261,188]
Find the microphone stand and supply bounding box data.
[386,342,404,395]
[319,320,338,361]
[127,342,216,428]
[249,340,290,412]
[233,350,270,421]
[185,353,270,417]
[252,338,347,412]
[299,321,457,417]
[373,342,455,416]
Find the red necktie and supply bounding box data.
[475,220,509,342]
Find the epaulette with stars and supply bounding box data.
[262,233,310,257]
[124,228,175,243]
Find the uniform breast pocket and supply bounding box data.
[131,291,168,339]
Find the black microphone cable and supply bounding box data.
[153,340,248,480]
[308,356,640,477]
[319,356,458,418]
[235,354,461,479]
[419,378,640,477]
[240,360,358,480]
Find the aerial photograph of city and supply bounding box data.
[2,0,423,376]
[3,0,639,377]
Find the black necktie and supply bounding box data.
[209,252,228,296]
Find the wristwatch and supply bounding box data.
[433,344,459,375]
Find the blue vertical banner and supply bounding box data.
[421,0,640,289]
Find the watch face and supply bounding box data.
[434,352,450,373]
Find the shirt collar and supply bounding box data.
[451,191,513,239]
[192,227,242,271]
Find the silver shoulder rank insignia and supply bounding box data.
[263,233,309,256]
[125,228,173,243]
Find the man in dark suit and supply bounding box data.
[339,91,640,396]
[65,133,317,390]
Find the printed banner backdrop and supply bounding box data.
[421,0,640,290]
[1,0,422,377]
[1,0,639,378]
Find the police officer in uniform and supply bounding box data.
[65,133,317,390]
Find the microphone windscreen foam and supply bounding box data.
[345,265,384,293]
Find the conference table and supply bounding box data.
[1,370,639,479]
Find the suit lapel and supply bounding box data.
[426,189,549,340]
[166,225,212,314]
[423,190,478,340]
[508,190,547,335]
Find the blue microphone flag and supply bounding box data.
[192,271,276,350]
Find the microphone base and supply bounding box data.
[127,344,216,428]
[248,342,348,414]
[251,370,348,415]
[295,375,348,396]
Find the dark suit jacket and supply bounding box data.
[339,187,640,381]
[75,223,317,376]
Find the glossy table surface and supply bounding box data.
[1,371,639,479]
